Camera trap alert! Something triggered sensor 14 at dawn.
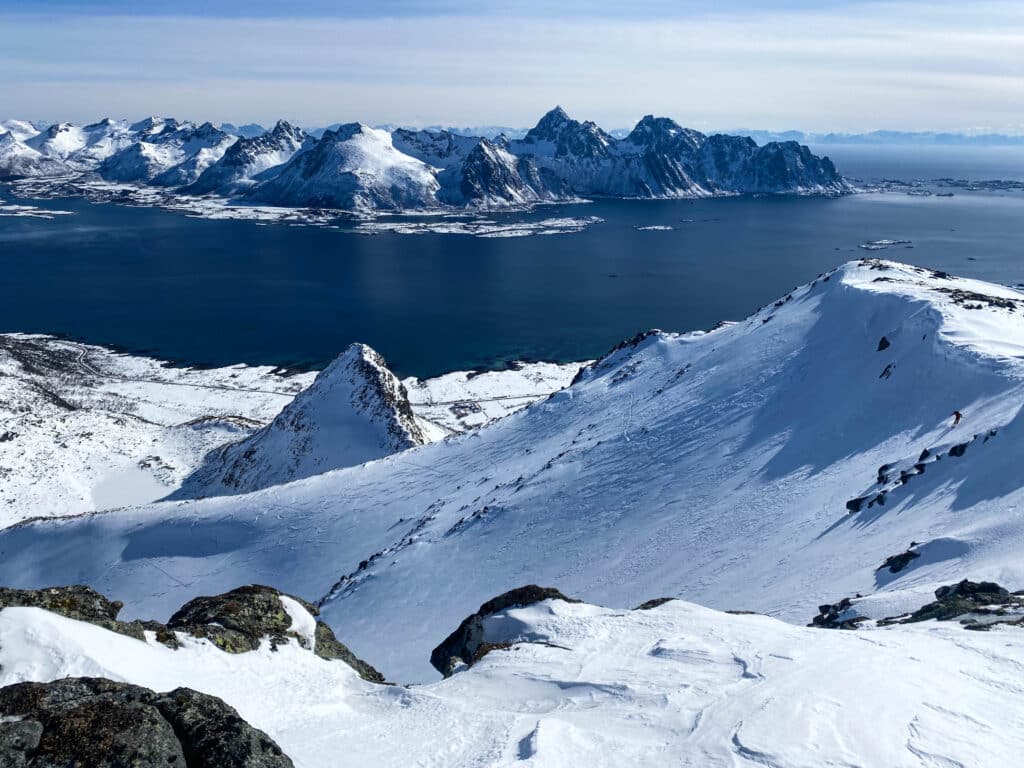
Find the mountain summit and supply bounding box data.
[173,343,428,498]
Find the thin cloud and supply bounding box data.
[1,2,1020,132]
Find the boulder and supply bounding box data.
[0,677,293,767]
[877,549,920,574]
[167,585,384,682]
[880,579,1023,628]
[633,597,676,610]
[430,585,579,676]
[0,585,153,641]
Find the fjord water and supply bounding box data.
[2,185,1023,378]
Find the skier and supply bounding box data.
[952,410,963,426]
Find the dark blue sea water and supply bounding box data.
[2,173,1023,378]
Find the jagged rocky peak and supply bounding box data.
[625,114,705,153]
[172,343,428,498]
[458,137,538,205]
[129,115,180,135]
[521,106,613,158]
[269,118,304,139]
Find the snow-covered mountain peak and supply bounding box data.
[172,342,428,498]
[251,122,440,210]
[0,119,41,142]
[521,106,614,159]
[624,115,705,154]
[128,116,187,137]
[269,118,303,138]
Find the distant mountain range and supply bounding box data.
[0,108,851,211]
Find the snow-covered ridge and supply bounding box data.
[4,260,1024,686]
[2,587,1023,766]
[0,108,850,218]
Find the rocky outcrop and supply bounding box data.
[0,584,384,682]
[633,597,676,610]
[430,585,579,677]
[0,585,161,642]
[877,548,920,574]
[881,580,1024,629]
[167,585,384,682]
[0,677,293,767]
[809,596,870,629]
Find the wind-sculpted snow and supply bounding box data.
[2,595,1023,766]
[3,261,1024,683]
[0,107,849,212]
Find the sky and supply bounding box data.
[1,0,1022,133]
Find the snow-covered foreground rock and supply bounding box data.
[2,591,1023,767]
[0,334,578,524]
[4,260,1024,685]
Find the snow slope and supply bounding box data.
[0,132,68,179]
[0,334,573,524]
[2,596,1022,767]
[3,261,1024,683]
[0,119,42,142]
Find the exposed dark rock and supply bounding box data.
[167,585,384,682]
[846,496,867,513]
[0,584,383,682]
[0,585,148,641]
[0,677,293,767]
[634,597,676,610]
[430,585,580,677]
[809,597,868,629]
[877,336,891,352]
[948,442,969,458]
[877,549,920,574]
[312,622,385,683]
[879,579,1024,629]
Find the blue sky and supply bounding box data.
[2,1,1021,132]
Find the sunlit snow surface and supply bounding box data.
[4,261,1024,686]
[2,598,1022,767]
[0,334,579,524]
